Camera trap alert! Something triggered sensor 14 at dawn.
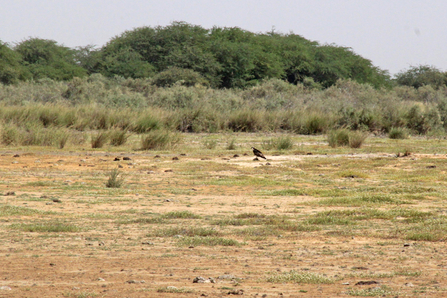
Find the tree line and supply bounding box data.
[1,22,446,89]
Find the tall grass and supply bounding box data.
[1,76,447,136]
[140,130,181,150]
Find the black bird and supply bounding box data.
[251,147,266,160]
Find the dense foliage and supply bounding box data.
[0,22,402,89]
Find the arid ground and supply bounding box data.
[1,134,446,297]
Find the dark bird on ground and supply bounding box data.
[251,147,266,160]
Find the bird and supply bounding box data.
[251,147,266,160]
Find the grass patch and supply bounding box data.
[260,189,307,196]
[161,210,201,219]
[148,226,220,237]
[0,205,53,216]
[262,135,293,150]
[11,222,81,233]
[346,285,399,296]
[315,194,409,207]
[400,218,447,241]
[177,236,242,247]
[266,271,333,284]
[157,286,194,293]
[140,130,181,150]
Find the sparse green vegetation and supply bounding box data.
[11,222,81,233]
[105,168,124,188]
[266,271,334,284]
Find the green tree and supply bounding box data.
[0,41,30,84]
[395,65,447,89]
[15,38,87,80]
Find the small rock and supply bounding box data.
[193,276,207,283]
[142,241,154,245]
[404,282,414,287]
[403,243,411,247]
[97,277,105,281]
[154,155,161,158]
[72,287,80,290]
[49,263,56,267]
[164,199,172,202]
[126,280,138,284]
[265,162,271,165]
[114,157,120,161]
[118,165,123,168]
[13,154,20,157]
[172,157,179,160]
[306,152,313,155]
[228,289,244,295]
[123,157,131,160]
[180,153,186,156]
[147,171,155,174]
[253,157,259,161]
[52,198,62,203]
[426,165,436,169]
[4,191,15,196]
[165,169,173,172]
[342,282,350,285]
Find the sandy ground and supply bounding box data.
[0,149,446,297]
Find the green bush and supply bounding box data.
[109,129,129,146]
[327,129,350,148]
[388,127,409,139]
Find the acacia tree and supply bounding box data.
[15,38,87,80]
[0,41,30,84]
[395,65,447,89]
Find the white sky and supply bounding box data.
[1,0,446,75]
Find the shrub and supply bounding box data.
[262,136,293,150]
[1,125,19,145]
[106,168,124,188]
[140,130,181,150]
[327,129,350,148]
[226,138,237,150]
[388,127,409,139]
[152,67,210,87]
[91,132,109,148]
[348,131,368,148]
[227,109,264,132]
[132,114,161,133]
[109,129,129,146]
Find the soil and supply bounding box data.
[0,150,446,297]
